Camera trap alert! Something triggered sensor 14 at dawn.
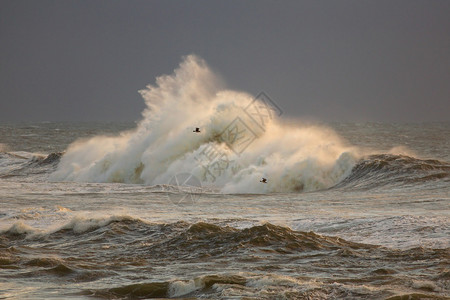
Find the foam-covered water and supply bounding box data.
[1,56,449,299]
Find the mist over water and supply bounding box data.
[51,55,359,193]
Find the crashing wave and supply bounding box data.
[50,55,358,193]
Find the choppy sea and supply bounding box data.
[0,121,448,299]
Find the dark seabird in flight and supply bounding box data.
[260,178,267,183]
[193,127,201,133]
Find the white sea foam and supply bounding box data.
[3,221,39,235]
[169,280,201,297]
[412,280,441,293]
[51,55,360,193]
[0,214,143,237]
[246,274,302,288]
[59,214,138,234]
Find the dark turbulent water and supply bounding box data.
[1,122,449,299]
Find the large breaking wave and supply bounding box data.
[49,55,358,193]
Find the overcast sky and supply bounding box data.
[1,0,449,122]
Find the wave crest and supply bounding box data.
[336,154,450,190]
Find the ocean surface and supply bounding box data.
[1,57,449,299]
[0,121,448,300]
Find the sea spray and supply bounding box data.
[51,55,359,193]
